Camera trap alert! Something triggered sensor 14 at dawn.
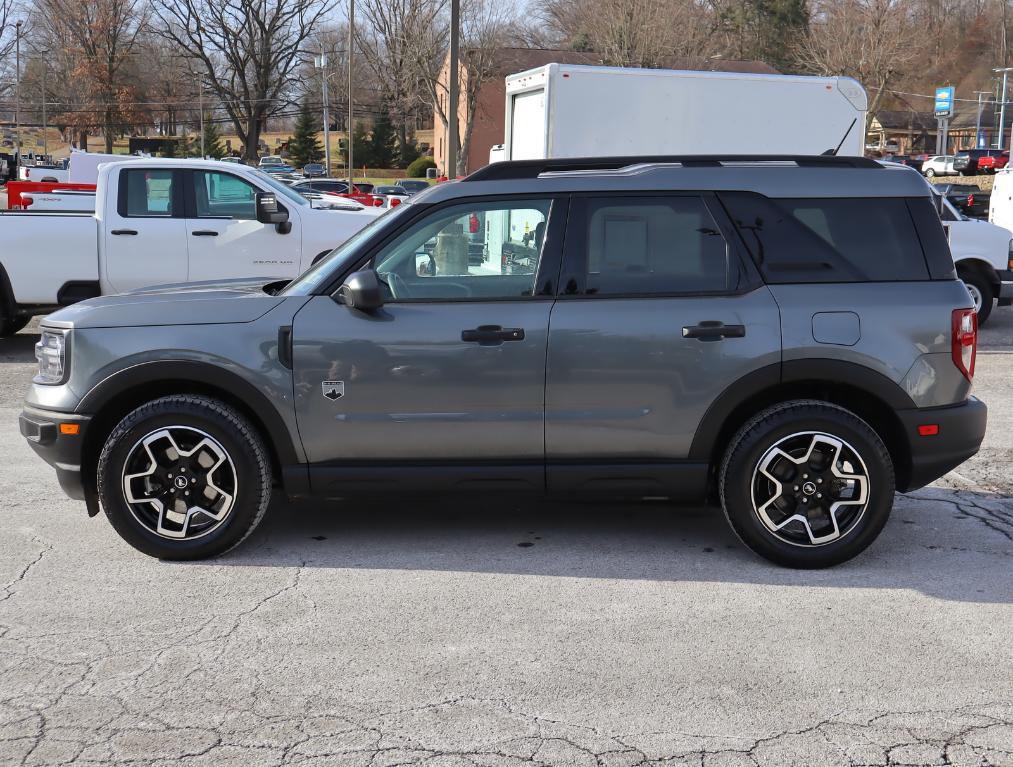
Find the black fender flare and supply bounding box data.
[688,359,916,461]
[77,359,301,466]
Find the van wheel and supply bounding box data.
[719,401,894,568]
[97,395,271,560]
[959,270,993,325]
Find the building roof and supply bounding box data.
[871,111,938,131]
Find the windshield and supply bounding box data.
[249,168,309,207]
[281,203,415,296]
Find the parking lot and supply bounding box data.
[0,314,1011,766]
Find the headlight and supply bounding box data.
[34,329,68,384]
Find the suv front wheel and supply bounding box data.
[719,401,895,568]
[97,395,272,560]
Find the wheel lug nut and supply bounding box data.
[803,474,809,479]
[817,493,822,498]
[794,485,800,491]
[191,479,197,484]
[817,478,822,484]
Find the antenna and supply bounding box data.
[822,118,858,156]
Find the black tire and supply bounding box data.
[925,168,935,177]
[0,315,29,337]
[719,400,895,568]
[958,269,994,326]
[97,395,271,560]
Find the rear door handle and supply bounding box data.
[192,230,219,237]
[682,321,746,340]
[461,325,525,345]
[111,229,137,236]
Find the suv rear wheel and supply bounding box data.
[719,400,895,568]
[97,395,271,560]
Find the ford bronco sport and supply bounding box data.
[20,156,987,568]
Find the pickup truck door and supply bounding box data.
[184,169,301,281]
[102,168,189,293]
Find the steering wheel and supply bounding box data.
[387,272,412,300]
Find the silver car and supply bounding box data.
[20,155,987,567]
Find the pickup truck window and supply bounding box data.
[193,170,257,219]
[120,169,176,217]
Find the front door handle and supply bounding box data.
[682,321,746,340]
[461,325,525,345]
[111,229,137,235]
[192,230,219,237]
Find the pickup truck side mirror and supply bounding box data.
[336,269,384,311]
[256,192,290,226]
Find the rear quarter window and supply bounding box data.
[719,193,932,283]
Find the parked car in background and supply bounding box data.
[0,158,382,336]
[922,155,956,177]
[396,179,431,194]
[372,185,410,207]
[976,151,1009,174]
[954,149,1004,175]
[220,157,243,165]
[290,179,384,207]
[258,155,284,167]
[939,183,990,218]
[302,163,326,178]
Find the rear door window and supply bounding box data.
[719,194,930,283]
[120,169,176,217]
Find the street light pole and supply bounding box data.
[15,21,22,163]
[347,0,355,189]
[41,59,48,157]
[446,0,459,178]
[315,50,331,176]
[198,77,205,157]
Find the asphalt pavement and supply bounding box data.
[0,314,1011,767]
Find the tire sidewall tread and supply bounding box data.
[97,394,271,560]
[719,399,895,569]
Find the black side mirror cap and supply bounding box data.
[336,269,384,311]
[256,192,289,225]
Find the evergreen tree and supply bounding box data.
[161,136,177,158]
[343,123,371,169]
[288,101,324,168]
[200,121,226,158]
[398,135,422,169]
[366,111,397,169]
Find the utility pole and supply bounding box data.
[994,68,1013,150]
[446,0,460,178]
[347,0,355,189]
[15,21,21,164]
[197,76,205,157]
[974,91,991,149]
[41,57,48,157]
[315,49,331,175]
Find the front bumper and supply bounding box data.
[19,406,92,501]
[897,397,987,491]
[998,269,1013,305]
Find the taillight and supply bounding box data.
[390,197,402,207]
[371,196,383,207]
[22,195,33,208]
[952,308,977,382]
[968,193,975,206]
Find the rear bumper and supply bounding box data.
[19,406,92,501]
[897,397,987,491]
[998,269,1013,303]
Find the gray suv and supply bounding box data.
[19,156,987,568]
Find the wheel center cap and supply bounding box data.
[802,481,817,496]
[174,476,188,490]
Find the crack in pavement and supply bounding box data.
[0,533,53,604]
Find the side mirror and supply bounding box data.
[336,269,384,311]
[256,192,289,225]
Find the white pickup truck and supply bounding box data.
[936,188,1013,325]
[0,158,382,336]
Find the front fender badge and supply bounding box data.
[322,381,345,401]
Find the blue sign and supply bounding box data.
[934,86,955,117]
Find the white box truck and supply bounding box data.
[503,64,868,160]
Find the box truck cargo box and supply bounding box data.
[503,64,868,161]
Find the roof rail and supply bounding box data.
[464,155,881,182]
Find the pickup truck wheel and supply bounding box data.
[959,270,993,325]
[97,395,271,560]
[0,315,30,337]
[719,400,895,569]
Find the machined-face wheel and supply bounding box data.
[750,431,870,547]
[121,426,238,541]
[963,280,984,313]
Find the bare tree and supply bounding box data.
[153,0,333,162]
[37,0,149,152]
[796,0,919,131]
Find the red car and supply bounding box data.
[975,151,1009,173]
